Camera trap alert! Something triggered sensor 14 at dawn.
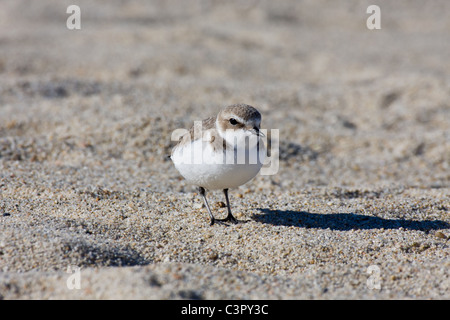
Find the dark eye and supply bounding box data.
[229,118,238,125]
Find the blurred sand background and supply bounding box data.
[0,0,449,299]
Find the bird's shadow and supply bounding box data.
[254,209,449,231]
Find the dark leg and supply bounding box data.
[198,187,216,225]
[219,188,238,224]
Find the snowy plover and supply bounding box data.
[171,104,266,225]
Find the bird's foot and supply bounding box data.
[210,214,245,226]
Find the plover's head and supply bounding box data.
[216,104,263,146]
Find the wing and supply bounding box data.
[171,117,216,155]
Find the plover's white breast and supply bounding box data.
[171,135,265,190]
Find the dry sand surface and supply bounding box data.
[0,0,449,299]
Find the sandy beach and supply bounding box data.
[0,0,449,299]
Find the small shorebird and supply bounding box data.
[171,104,265,225]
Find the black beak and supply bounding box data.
[253,126,264,137]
